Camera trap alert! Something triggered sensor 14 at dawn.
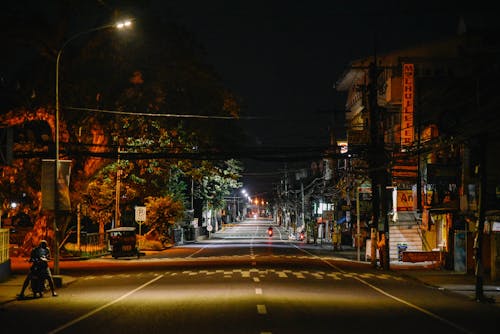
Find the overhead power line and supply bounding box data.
[64,106,264,120]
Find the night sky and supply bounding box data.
[2,1,495,198]
[158,1,490,196]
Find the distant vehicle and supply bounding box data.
[267,226,273,237]
[106,227,140,259]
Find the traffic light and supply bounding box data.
[0,126,13,165]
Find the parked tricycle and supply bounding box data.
[107,226,140,259]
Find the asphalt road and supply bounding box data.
[1,219,499,334]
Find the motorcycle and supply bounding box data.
[29,257,49,298]
[299,231,305,241]
[267,227,273,237]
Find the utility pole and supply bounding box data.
[77,203,81,250]
[368,61,381,268]
[301,182,305,228]
[474,76,487,302]
[115,147,122,228]
[367,57,390,270]
[474,138,487,301]
[356,184,361,261]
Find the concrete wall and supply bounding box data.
[0,259,11,282]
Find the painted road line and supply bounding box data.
[187,245,206,258]
[257,304,267,314]
[48,274,164,334]
[294,244,474,334]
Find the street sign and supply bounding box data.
[206,224,213,232]
[135,206,146,222]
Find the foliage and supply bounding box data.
[143,195,184,235]
[0,3,245,250]
[195,159,243,210]
[81,163,117,228]
[137,235,165,251]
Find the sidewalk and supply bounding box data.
[0,272,77,306]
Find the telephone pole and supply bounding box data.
[367,59,390,270]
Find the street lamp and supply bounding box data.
[53,19,133,275]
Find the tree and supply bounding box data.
[195,159,243,211]
[0,3,245,253]
[143,195,184,245]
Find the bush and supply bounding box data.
[137,236,165,250]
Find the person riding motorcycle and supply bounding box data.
[17,240,57,299]
[267,226,273,236]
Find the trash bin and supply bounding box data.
[397,243,408,261]
[184,227,195,241]
[173,228,182,245]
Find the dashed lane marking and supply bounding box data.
[256,304,267,315]
[277,272,288,278]
[326,273,342,280]
[293,272,305,279]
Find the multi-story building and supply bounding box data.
[336,20,500,277]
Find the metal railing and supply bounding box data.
[62,232,108,258]
[0,228,9,264]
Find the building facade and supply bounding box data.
[336,25,500,277]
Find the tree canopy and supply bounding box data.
[0,2,244,253]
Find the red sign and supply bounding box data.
[401,64,414,148]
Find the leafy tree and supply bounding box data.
[195,159,243,211]
[0,2,245,252]
[143,195,184,245]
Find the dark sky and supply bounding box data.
[152,1,488,197]
[3,1,494,198]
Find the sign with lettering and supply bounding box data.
[401,63,414,148]
[135,206,146,222]
[397,189,414,211]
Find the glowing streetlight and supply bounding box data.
[53,18,133,275]
[55,18,134,164]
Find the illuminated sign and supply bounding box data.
[397,189,414,211]
[401,64,414,148]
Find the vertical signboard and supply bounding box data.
[41,159,72,211]
[401,63,414,149]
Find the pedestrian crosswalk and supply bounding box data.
[82,269,404,282]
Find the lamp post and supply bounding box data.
[53,19,133,275]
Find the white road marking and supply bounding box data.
[293,244,473,334]
[187,245,207,258]
[277,272,288,278]
[256,304,267,314]
[293,272,306,279]
[255,288,262,295]
[48,274,164,334]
